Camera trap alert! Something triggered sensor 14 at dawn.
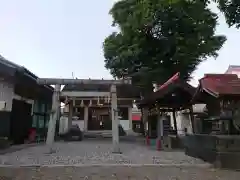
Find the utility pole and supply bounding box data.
[37,78,131,153]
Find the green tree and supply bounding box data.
[103,0,226,93]
[213,0,240,28]
[165,0,240,28]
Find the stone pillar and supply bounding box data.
[84,106,88,131]
[189,107,195,134]
[148,120,152,137]
[68,101,73,131]
[46,84,61,146]
[143,108,148,136]
[159,115,164,137]
[111,84,120,153]
[128,107,132,131]
[158,114,165,149]
[172,109,178,135]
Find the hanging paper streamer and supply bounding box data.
[80,100,84,107]
[73,99,75,106]
[89,99,92,107]
[97,97,100,105]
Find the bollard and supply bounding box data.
[146,136,150,146]
[156,138,162,151]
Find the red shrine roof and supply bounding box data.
[156,72,180,91]
[225,65,240,75]
[140,72,195,106]
[153,72,195,97]
[197,74,240,97]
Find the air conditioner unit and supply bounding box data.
[0,101,6,110]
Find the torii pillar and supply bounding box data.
[46,84,61,146]
[110,84,120,153]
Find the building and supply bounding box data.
[151,74,202,135]
[131,104,142,132]
[186,73,240,168]
[225,65,240,77]
[157,65,240,135]
[60,83,140,133]
[169,104,206,135]
[0,56,53,144]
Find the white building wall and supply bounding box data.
[0,80,14,111]
[169,111,193,135]
[178,113,193,135]
[0,80,36,111]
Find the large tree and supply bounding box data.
[103,0,226,93]
[215,0,240,28]
[165,0,240,28]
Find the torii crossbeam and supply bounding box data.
[37,78,131,153]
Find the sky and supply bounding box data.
[0,0,239,87]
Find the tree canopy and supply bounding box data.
[209,0,240,28]
[165,0,240,28]
[103,0,226,92]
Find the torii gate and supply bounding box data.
[37,78,132,153]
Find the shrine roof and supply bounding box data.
[194,74,240,98]
[225,65,240,74]
[139,73,196,108]
[62,83,141,98]
[0,55,53,93]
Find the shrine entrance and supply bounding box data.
[88,107,112,130]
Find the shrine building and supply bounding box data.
[61,83,140,132]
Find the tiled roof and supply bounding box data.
[140,73,196,105]
[225,65,240,74]
[0,55,37,79]
[0,55,53,91]
[199,74,240,97]
[62,84,141,98]
[152,73,195,98]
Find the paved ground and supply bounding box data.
[0,165,240,180]
[0,141,239,179]
[0,141,207,166]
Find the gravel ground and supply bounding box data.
[0,141,239,179]
[0,141,208,166]
[0,166,240,180]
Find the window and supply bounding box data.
[32,115,38,128]
[38,115,45,128]
[46,103,51,112]
[45,117,49,128]
[32,115,46,128]
[39,103,45,113]
[33,102,39,113]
